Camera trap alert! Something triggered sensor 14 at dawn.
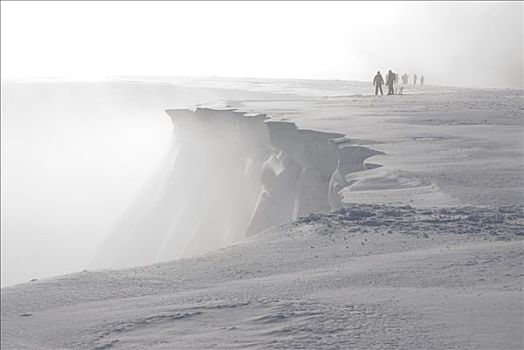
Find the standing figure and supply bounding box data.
[401,73,409,84]
[413,74,418,85]
[394,72,400,94]
[373,71,384,95]
[386,70,395,95]
[420,75,425,85]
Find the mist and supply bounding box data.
[2,1,522,89]
[0,82,230,286]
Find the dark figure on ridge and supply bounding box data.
[373,71,384,95]
[413,74,418,85]
[420,75,425,85]
[386,70,396,95]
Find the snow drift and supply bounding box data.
[94,108,382,268]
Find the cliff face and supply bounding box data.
[93,108,381,268]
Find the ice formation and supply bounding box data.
[94,108,381,268]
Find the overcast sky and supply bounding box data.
[1,1,523,88]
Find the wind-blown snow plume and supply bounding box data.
[93,108,381,268]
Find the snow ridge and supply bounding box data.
[94,108,382,268]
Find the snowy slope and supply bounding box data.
[227,85,523,208]
[1,205,522,349]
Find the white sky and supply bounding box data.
[1,1,523,88]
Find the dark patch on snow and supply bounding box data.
[297,204,523,238]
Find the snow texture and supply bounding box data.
[2,204,522,349]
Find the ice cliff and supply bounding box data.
[94,108,382,268]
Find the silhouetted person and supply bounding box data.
[402,73,409,84]
[386,70,395,95]
[373,71,384,95]
[413,74,418,85]
[420,75,425,85]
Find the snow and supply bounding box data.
[93,107,380,268]
[2,205,522,349]
[1,78,523,349]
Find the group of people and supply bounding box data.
[373,70,425,96]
